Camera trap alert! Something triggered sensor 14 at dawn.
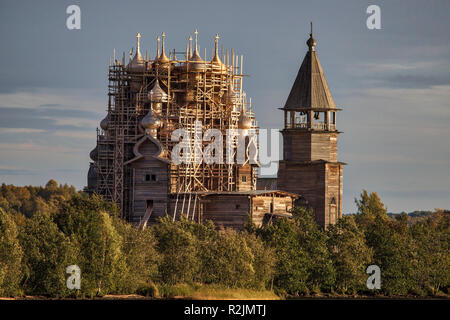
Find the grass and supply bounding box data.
[157,283,281,300]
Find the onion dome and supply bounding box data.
[100,115,109,131]
[211,34,226,72]
[87,163,98,190]
[88,163,98,179]
[238,109,252,130]
[127,33,146,72]
[188,29,206,71]
[89,145,98,161]
[148,79,168,103]
[141,109,161,130]
[226,83,237,104]
[158,32,170,64]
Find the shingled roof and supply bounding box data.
[284,32,336,110]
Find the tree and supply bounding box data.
[20,211,76,297]
[410,212,450,295]
[328,215,373,294]
[151,216,199,284]
[292,207,335,292]
[242,232,276,290]
[259,207,334,295]
[55,195,127,297]
[354,190,388,228]
[112,217,159,293]
[363,214,415,295]
[0,208,23,297]
[260,216,310,294]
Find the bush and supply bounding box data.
[136,280,159,298]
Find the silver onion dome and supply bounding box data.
[141,109,161,130]
[148,79,168,102]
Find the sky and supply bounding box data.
[0,0,449,213]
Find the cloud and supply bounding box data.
[0,168,36,176]
[52,130,95,140]
[384,74,450,89]
[0,142,82,154]
[0,88,105,114]
[350,60,450,89]
[0,128,47,134]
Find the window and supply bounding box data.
[330,197,336,205]
[235,204,240,210]
[270,202,274,213]
[241,175,247,182]
[145,173,157,182]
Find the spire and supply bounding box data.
[306,21,317,51]
[189,36,192,56]
[127,32,145,71]
[188,29,205,70]
[159,32,169,63]
[284,25,335,109]
[211,33,226,71]
[194,29,199,52]
[136,32,141,53]
[214,34,219,56]
[156,36,160,58]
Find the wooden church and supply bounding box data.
[86,26,344,230]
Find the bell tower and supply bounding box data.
[277,24,345,228]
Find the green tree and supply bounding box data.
[20,211,76,297]
[152,216,199,284]
[259,207,335,295]
[55,195,127,297]
[242,232,276,290]
[354,190,388,228]
[260,216,310,294]
[410,212,449,295]
[112,217,160,293]
[364,214,415,295]
[327,215,373,294]
[0,208,23,297]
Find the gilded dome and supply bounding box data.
[188,29,206,71]
[156,32,170,66]
[238,111,252,130]
[226,83,237,104]
[211,34,226,72]
[127,33,146,72]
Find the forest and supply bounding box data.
[0,180,448,298]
